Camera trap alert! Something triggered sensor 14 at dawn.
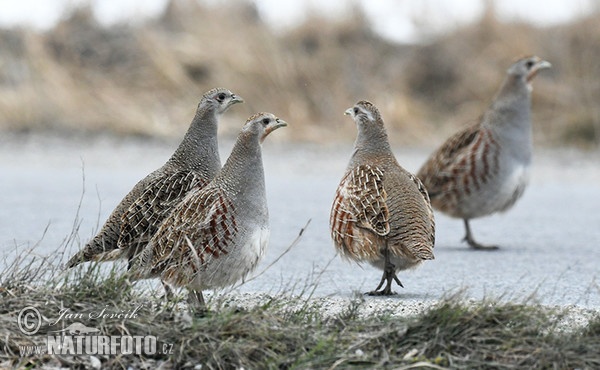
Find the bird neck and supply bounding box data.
[352,124,393,163]
[217,131,265,197]
[168,107,221,174]
[488,74,532,127]
[485,74,533,162]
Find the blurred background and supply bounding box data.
[1,0,599,148]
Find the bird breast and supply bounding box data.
[496,162,530,212]
[459,161,531,218]
[191,226,269,290]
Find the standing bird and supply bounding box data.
[330,101,435,295]
[66,88,244,268]
[417,56,551,250]
[129,113,287,309]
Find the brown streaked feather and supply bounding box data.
[330,165,389,262]
[118,171,206,264]
[407,172,436,259]
[65,173,162,267]
[135,186,237,287]
[375,164,435,262]
[417,123,480,199]
[417,120,502,216]
[420,125,494,189]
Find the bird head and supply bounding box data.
[199,87,244,114]
[507,56,551,84]
[345,100,387,132]
[243,112,288,143]
[345,100,390,149]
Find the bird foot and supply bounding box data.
[366,288,397,296]
[366,267,404,296]
[190,306,208,317]
[463,236,499,250]
[462,220,499,250]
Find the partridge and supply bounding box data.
[67,88,243,268]
[330,101,435,295]
[417,56,551,250]
[129,113,287,308]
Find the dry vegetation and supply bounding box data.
[0,1,599,147]
[1,250,599,369]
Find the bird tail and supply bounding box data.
[65,240,124,268]
[415,243,435,260]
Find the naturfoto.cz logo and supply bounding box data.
[17,306,173,357]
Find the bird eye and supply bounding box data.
[217,93,226,102]
[353,107,359,115]
[262,118,271,125]
[525,60,535,69]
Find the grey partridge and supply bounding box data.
[417,56,551,250]
[330,101,435,295]
[66,88,243,268]
[129,113,287,309]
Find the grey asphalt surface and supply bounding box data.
[1,133,599,308]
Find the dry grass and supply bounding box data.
[0,1,599,147]
[1,250,599,369]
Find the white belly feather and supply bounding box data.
[191,227,270,290]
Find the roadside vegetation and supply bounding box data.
[1,247,599,369]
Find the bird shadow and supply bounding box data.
[369,292,431,300]
[437,244,511,253]
[345,290,433,300]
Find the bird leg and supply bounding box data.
[187,289,207,314]
[161,281,175,301]
[463,219,499,250]
[367,247,404,296]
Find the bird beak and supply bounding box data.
[271,118,288,131]
[527,59,551,82]
[536,60,552,70]
[230,94,245,105]
[261,118,288,143]
[344,108,353,116]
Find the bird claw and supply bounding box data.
[365,289,396,296]
[471,243,499,250]
[464,236,499,250]
[463,220,499,250]
[366,266,403,296]
[393,275,404,288]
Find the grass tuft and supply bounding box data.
[1,249,599,369]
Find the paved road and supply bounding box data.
[1,134,599,308]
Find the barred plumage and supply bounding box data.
[331,165,390,261]
[420,124,502,218]
[330,101,435,295]
[138,187,238,286]
[417,56,551,250]
[118,171,207,266]
[129,113,287,310]
[66,87,243,268]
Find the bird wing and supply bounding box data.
[417,123,482,199]
[330,164,389,260]
[66,174,156,267]
[347,164,390,235]
[352,165,390,235]
[118,170,206,260]
[135,186,237,286]
[405,172,436,259]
